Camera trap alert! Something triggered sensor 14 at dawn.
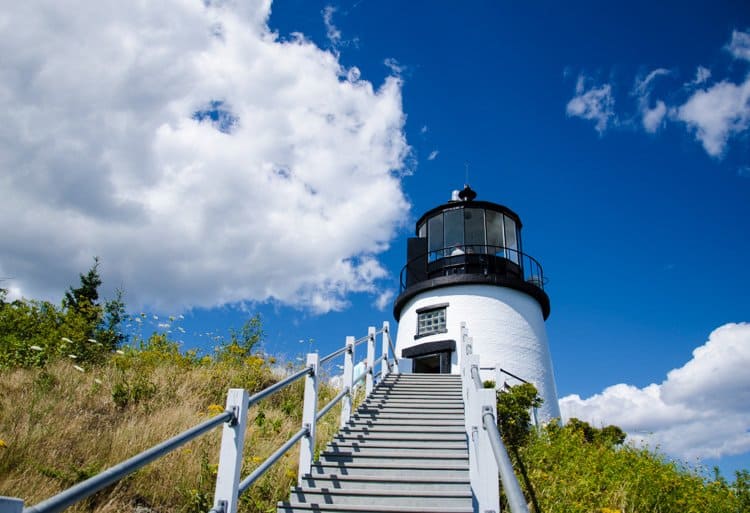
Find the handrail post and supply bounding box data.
[212,388,249,513]
[340,336,355,428]
[0,497,23,513]
[298,353,319,483]
[381,321,390,379]
[365,327,376,395]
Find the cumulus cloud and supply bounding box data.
[560,323,750,460]
[673,29,750,157]
[675,77,750,157]
[0,0,411,313]
[566,75,615,134]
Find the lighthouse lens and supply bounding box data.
[427,215,443,260]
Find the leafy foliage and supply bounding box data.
[496,382,543,451]
[0,258,126,369]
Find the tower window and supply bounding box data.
[416,305,447,338]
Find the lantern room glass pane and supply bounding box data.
[418,222,426,239]
[444,209,464,253]
[486,210,503,255]
[464,208,485,253]
[427,214,443,260]
[504,215,518,263]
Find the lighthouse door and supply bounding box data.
[412,351,451,374]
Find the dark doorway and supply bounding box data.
[412,351,451,373]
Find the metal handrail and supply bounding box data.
[386,331,399,370]
[353,334,369,347]
[353,365,369,385]
[482,411,530,513]
[238,426,310,493]
[320,345,348,364]
[248,365,312,407]
[23,411,233,513]
[316,387,350,421]
[20,324,396,513]
[470,365,483,389]
[399,244,546,292]
[468,360,530,513]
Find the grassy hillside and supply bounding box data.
[496,385,750,513]
[0,345,342,513]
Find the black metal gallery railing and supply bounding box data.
[399,244,546,293]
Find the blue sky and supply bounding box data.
[1,1,748,476]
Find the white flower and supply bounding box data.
[68,354,78,359]
[73,365,84,372]
[29,345,43,351]
[116,350,125,355]
[61,337,73,344]
[94,379,103,385]
[88,338,97,343]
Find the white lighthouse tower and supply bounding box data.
[393,185,561,422]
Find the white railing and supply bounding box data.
[8,321,398,513]
[461,323,530,513]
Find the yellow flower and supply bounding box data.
[207,404,225,415]
[251,456,263,463]
[0,439,7,449]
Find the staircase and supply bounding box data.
[278,374,472,513]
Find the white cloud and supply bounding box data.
[633,68,671,96]
[642,101,667,133]
[560,323,750,460]
[566,75,615,134]
[0,0,411,313]
[633,68,670,133]
[427,150,439,161]
[373,289,394,311]
[688,66,712,87]
[384,58,405,77]
[727,29,750,61]
[322,5,342,47]
[675,78,750,157]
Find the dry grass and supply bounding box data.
[0,356,344,513]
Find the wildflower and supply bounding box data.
[30,345,43,351]
[73,365,85,372]
[116,350,125,355]
[94,379,103,385]
[207,404,225,415]
[88,338,97,343]
[68,354,78,359]
[251,456,263,464]
[61,337,73,344]
[0,439,7,449]
[134,318,142,324]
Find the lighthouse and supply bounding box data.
[393,185,561,422]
